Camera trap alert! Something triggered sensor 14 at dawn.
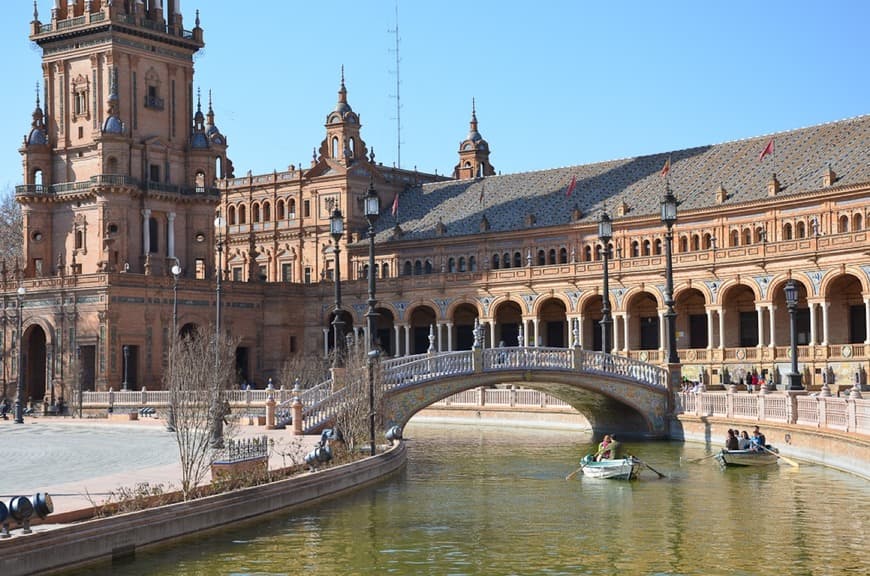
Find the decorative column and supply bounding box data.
[531,318,539,347]
[659,310,666,351]
[576,316,584,349]
[718,308,725,349]
[706,309,714,349]
[622,312,630,352]
[167,212,176,259]
[489,321,496,349]
[767,304,776,348]
[142,208,151,255]
[865,298,870,346]
[613,315,621,354]
[437,323,445,352]
[821,302,830,345]
[756,306,765,347]
[393,325,402,356]
[322,327,329,357]
[446,322,454,351]
[809,302,818,345]
[404,324,411,356]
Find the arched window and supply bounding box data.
[288,199,296,218]
[559,247,568,263]
[691,234,700,251]
[331,137,339,158]
[263,201,271,222]
[642,240,651,256]
[239,205,247,224]
[277,200,285,220]
[754,227,765,243]
[742,229,751,245]
[730,230,739,246]
[703,233,713,249]
[228,205,236,225]
[839,215,849,233]
[631,241,640,257]
[75,230,84,250]
[679,236,688,252]
[403,261,412,276]
[252,203,261,223]
[594,245,602,260]
[853,213,863,231]
[414,260,422,275]
[477,164,484,177]
[382,263,390,278]
[584,245,592,261]
[106,159,118,175]
[424,260,433,274]
[503,253,511,269]
[654,239,662,255]
[782,223,793,240]
[33,168,44,186]
[194,170,205,188]
[361,264,369,280]
[215,156,223,179]
[447,257,456,273]
[348,137,355,157]
[513,252,522,268]
[469,256,477,271]
[492,254,500,269]
[548,249,556,265]
[796,221,806,238]
[458,257,466,272]
[537,249,546,266]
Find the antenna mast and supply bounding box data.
[389,1,402,168]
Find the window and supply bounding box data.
[492,254,500,269]
[691,234,700,251]
[232,267,243,281]
[239,205,247,224]
[33,258,43,276]
[559,248,568,263]
[252,203,260,223]
[277,200,285,220]
[258,266,267,281]
[281,263,292,282]
[584,246,592,261]
[796,221,806,238]
[513,252,522,268]
[149,164,160,182]
[403,261,412,276]
[75,230,84,250]
[148,217,158,253]
[730,230,739,246]
[839,215,849,233]
[289,199,296,218]
[537,250,546,266]
[742,229,751,245]
[654,239,662,255]
[303,200,310,218]
[145,84,164,110]
[447,257,456,273]
[458,257,466,272]
[414,260,422,275]
[263,202,271,222]
[782,223,793,240]
[853,213,863,231]
[469,256,476,272]
[195,258,205,279]
[228,205,236,225]
[631,241,639,257]
[548,249,556,265]
[679,236,688,252]
[503,253,511,269]
[381,263,390,278]
[642,240,651,256]
[424,260,433,274]
[304,267,312,283]
[332,136,339,158]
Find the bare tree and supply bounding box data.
[332,347,385,454]
[0,187,23,265]
[279,353,331,389]
[163,325,238,499]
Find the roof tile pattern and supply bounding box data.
[378,115,870,242]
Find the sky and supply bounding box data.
[2,0,869,191]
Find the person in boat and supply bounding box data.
[738,430,751,450]
[595,434,619,460]
[725,429,739,450]
[753,426,766,447]
[750,427,767,452]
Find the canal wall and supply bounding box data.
[671,416,870,479]
[0,442,407,576]
[416,405,590,430]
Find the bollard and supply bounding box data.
[265,395,276,428]
[292,396,303,436]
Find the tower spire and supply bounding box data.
[338,65,347,105]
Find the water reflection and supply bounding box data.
[69,423,869,575]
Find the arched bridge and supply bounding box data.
[279,347,674,439]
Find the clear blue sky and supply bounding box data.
[2,1,869,191]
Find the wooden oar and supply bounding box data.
[566,453,598,480]
[634,458,667,478]
[681,453,717,465]
[761,445,799,468]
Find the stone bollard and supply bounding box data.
[265,394,276,428]
[292,396,303,436]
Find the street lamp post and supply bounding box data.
[330,207,345,368]
[597,211,613,355]
[171,261,182,338]
[364,180,380,455]
[661,185,680,365]
[214,216,225,368]
[77,345,83,419]
[14,285,26,424]
[784,279,804,390]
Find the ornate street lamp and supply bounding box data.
[784,279,804,390]
[212,215,226,448]
[597,210,613,355]
[330,207,345,368]
[171,261,182,339]
[661,185,680,365]
[14,285,26,424]
[364,179,380,455]
[122,344,130,391]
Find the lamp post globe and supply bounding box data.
[14,285,26,424]
[597,210,612,355]
[661,186,680,365]
[330,208,345,367]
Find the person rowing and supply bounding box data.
[595,434,620,461]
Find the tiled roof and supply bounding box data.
[376,115,870,242]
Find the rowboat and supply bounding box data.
[715,448,779,467]
[579,454,642,480]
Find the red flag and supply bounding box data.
[758,138,774,161]
[391,191,399,217]
[566,175,576,198]
[660,156,671,178]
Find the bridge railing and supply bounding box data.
[383,351,473,390]
[674,390,870,436]
[483,347,573,370]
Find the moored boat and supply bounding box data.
[715,448,779,467]
[579,454,642,480]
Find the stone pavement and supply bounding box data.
[0,416,320,516]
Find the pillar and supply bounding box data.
[756,306,765,347]
[659,310,666,351]
[142,208,151,255]
[437,323,445,352]
[446,322,454,351]
[821,302,830,346]
[767,304,775,348]
[404,324,411,356]
[489,321,496,349]
[393,325,402,356]
[322,327,329,357]
[613,314,621,354]
[718,308,725,349]
[809,302,818,345]
[576,315,584,349]
[531,318,539,347]
[865,299,870,346]
[706,309,714,349]
[167,212,176,259]
[623,312,630,352]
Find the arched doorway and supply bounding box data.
[825,274,865,344]
[581,295,605,352]
[409,306,437,354]
[374,307,395,356]
[677,288,708,349]
[720,284,759,348]
[23,324,47,403]
[326,310,355,352]
[452,303,479,351]
[625,292,659,350]
[538,298,568,347]
[493,301,522,347]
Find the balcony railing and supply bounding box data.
[16,176,219,198]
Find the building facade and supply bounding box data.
[2,2,869,407]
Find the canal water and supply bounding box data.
[66,421,869,576]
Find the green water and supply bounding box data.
[73,423,869,575]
